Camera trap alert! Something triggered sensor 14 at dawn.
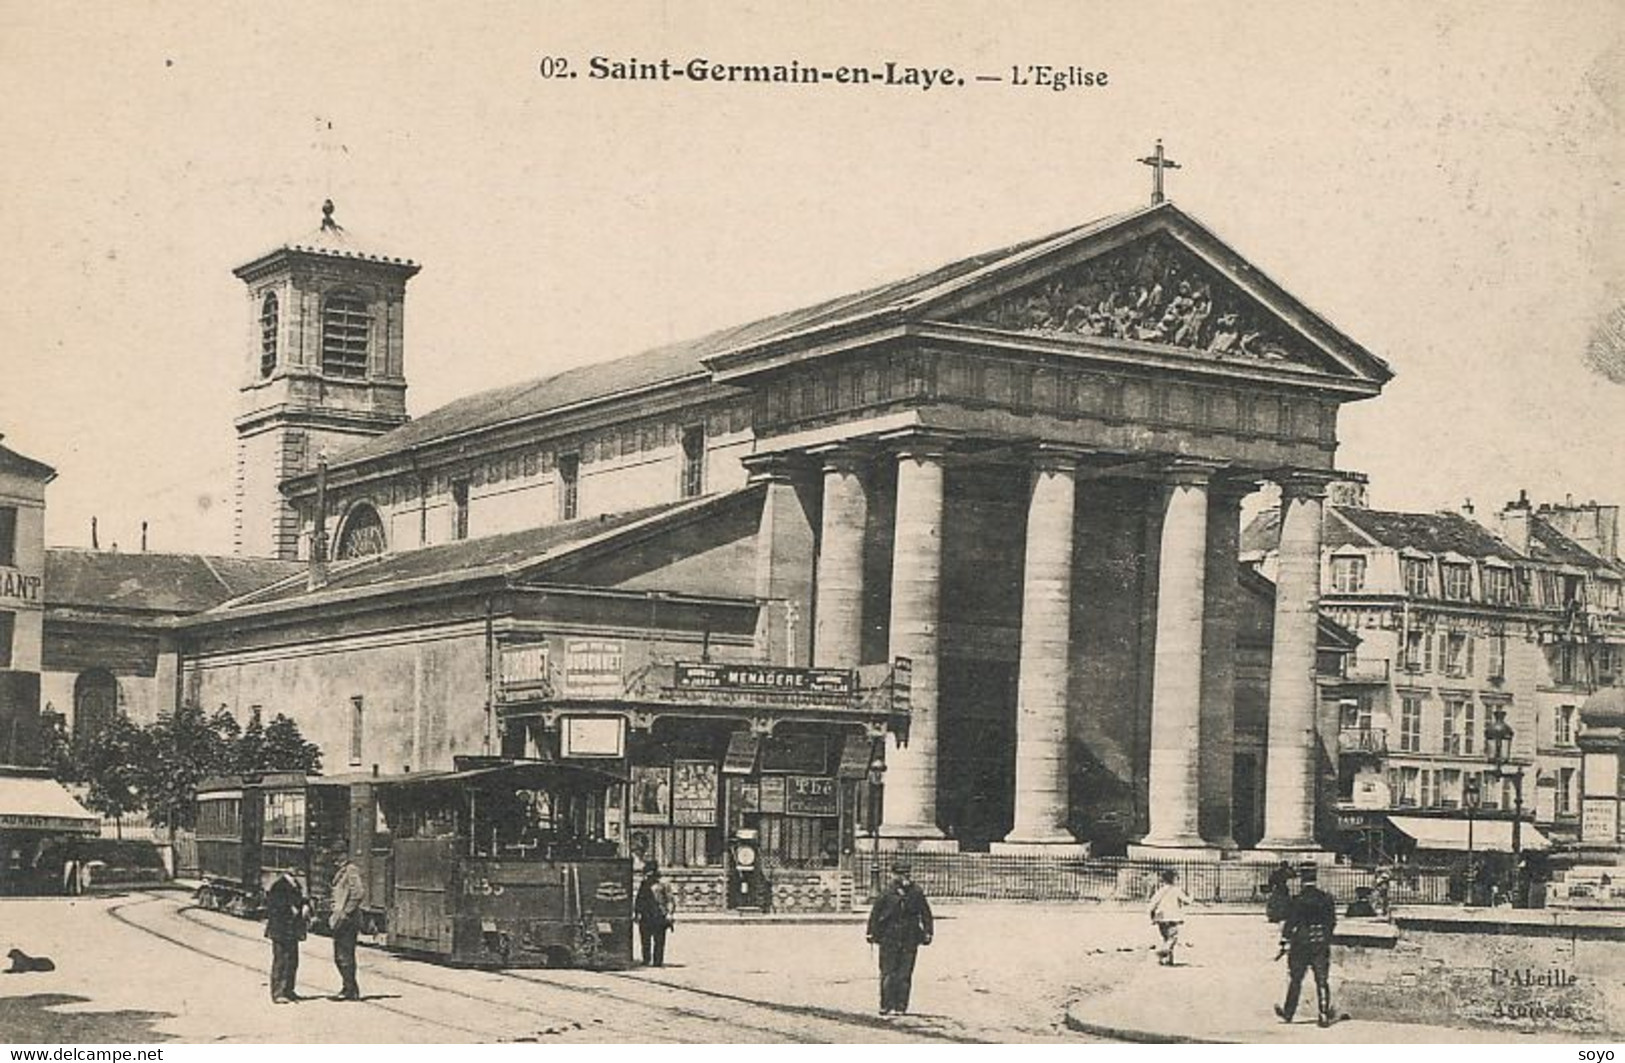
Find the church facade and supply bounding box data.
[196,196,1392,861]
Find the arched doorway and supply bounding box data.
[336,503,387,559]
[73,670,118,750]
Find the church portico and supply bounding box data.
[223,181,1391,869]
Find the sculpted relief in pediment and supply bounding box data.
[952,234,1327,371]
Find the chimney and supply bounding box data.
[308,456,330,591]
[1460,498,1475,520]
[140,521,148,552]
[90,516,99,550]
[1499,489,1532,555]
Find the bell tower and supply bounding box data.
[231,201,421,558]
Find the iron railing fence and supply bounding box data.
[850,850,1452,905]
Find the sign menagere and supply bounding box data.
[674,661,854,695]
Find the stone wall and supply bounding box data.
[1336,908,1625,1036]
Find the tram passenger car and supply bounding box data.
[191,759,632,969]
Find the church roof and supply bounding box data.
[313,205,1158,475]
[234,200,418,276]
[45,549,301,618]
[201,487,759,619]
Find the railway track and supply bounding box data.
[110,892,984,1043]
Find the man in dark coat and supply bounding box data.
[264,870,307,1004]
[866,862,934,1016]
[1275,862,1338,1027]
[634,863,675,967]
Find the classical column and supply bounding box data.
[1002,450,1082,847]
[812,445,870,670]
[1141,463,1213,849]
[1198,478,1253,848]
[880,436,948,840]
[743,453,818,668]
[1259,474,1328,850]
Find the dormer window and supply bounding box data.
[1482,561,1514,605]
[1441,561,1473,601]
[259,292,279,378]
[321,290,371,378]
[1403,556,1432,597]
[1330,552,1367,593]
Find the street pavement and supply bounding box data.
[0,890,1581,1044]
[0,890,1142,1043]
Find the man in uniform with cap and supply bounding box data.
[1275,862,1339,1027]
[865,862,934,1016]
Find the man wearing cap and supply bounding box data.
[1275,862,1338,1027]
[865,862,934,1016]
[328,842,365,1001]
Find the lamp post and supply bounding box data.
[866,751,887,898]
[1463,774,1481,906]
[1485,706,1524,906]
[1484,707,1523,854]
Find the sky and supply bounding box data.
[1,0,1621,554]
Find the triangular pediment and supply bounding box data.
[938,229,1346,375]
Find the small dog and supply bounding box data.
[5,949,55,974]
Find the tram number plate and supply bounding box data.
[597,921,613,934]
[464,876,505,897]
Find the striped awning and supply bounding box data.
[0,776,99,835]
[1387,815,1548,852]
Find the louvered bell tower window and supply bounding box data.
[259,292,279,378]
[322,291,372,378]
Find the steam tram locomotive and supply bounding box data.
[194,759,634,968]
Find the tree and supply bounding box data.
[260,714,322,774]
[79,713,147,837]
[137,703,240,834]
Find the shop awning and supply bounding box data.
[1387,815,1548,852]
[0,776,99,835]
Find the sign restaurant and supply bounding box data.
[674,661,855,696]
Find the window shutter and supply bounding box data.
[1424,630,1434,672]
[1466,637,1475,676]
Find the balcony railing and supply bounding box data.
[1338,727,1388,755]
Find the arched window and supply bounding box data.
[73,669,118,750]
[321,290,371,379]
[259,292,279,378]
[336,503,387,559]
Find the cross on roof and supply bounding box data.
[1138,139,1181,205]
